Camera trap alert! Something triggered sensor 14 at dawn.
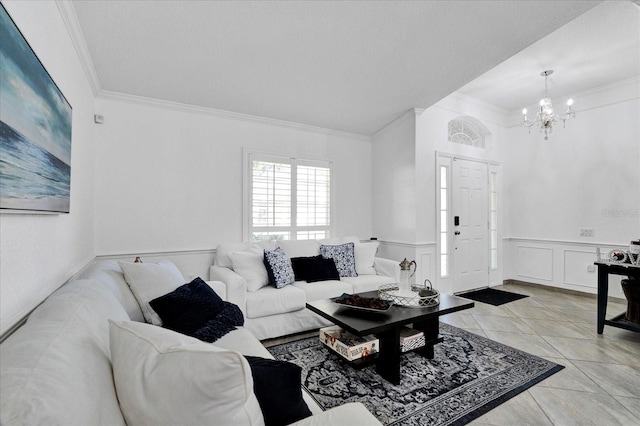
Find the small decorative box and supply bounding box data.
[399,327,425,352]
[319,326,379,361]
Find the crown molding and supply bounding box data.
[56,0,101,96]
[372,108,424,138]
[96,90,371,141]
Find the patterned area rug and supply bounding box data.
[267,324,563,425]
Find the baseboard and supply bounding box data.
[503,279,626,304]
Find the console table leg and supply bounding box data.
[597,264,609,334]
[376,327,401,385]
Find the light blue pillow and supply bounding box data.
[263,247,295,289]
[320,242,358,277]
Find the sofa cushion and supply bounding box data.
[0,280,129,426]
[290,402,382,426]
[149,277,225,335]
[213,327,274,357]
[278,240,321,258]
[264,247,295,289]
[292,280,353,301]
[245,356,312,426]
[246,285,306,318]
[118,261,186,325]
[354,242,379,275]
[340,274,396,293]
[216,241,276,268]
[230,249,269,292]
[78,260,145,322]
[109,320,264,426]
[320,243,358,277]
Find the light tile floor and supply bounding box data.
[262,282,640,425]
[446,282,640,426]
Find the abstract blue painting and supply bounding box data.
[0,4,72,213]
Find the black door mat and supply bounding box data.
[459,288,529,306]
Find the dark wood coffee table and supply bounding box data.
[307,291,474,384]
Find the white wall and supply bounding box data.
[93,95,373,258]
[371,110,417,246]
[504,79,640,297]
[0,1,97,336]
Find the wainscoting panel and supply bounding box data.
[516,246,553,281]
[564,249,597,290]
[96,249,216,281]
[505,238,626,298]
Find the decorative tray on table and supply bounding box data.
[334,293,393,312]
[378,280,440,308]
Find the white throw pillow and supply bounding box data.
[117,261,185,325]
[354,242,379,275]
[216,241,276,268]
[230,250,269,292]
[109,320,265,426]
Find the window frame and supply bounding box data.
[243,149,334,241]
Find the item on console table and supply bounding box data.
[399,327,425,353]
[630,240,640,265]
[319,326,379,361]
[621,278,640,324]
[608,249,628,264]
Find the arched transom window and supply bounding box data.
[447,116,490,148]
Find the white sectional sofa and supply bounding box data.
[210,237,400,340]
[0,260,381,425]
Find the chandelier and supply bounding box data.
[521,70,575,140]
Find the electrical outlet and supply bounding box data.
[580,228,594,237]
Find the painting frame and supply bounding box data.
[0,3,73,214]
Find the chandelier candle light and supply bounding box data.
[522,70,575,140]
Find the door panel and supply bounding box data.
[453,158,489,293]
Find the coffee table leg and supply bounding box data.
[413,317,441,359]
[376,327,401,385]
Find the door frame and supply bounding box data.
[436,152,501,294]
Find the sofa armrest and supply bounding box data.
[205,280,227,301]
[290,402,382,426]
[374,257,400,282]
[209,266,247,315]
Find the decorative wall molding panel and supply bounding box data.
[505,238,626,298]
[516,246,553,281]
[563,249,597,288]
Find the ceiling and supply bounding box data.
[70,1,639,136]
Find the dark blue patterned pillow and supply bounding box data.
[320,242,358,277]
[149,277,225,335]
[263,247,295,289]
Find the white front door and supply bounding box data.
[452,158,489,293]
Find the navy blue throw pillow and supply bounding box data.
[244,356,312,426]
[149,277,225,335]
[290,255,315,281]
[291,255,340,283]
[306,256,340,282]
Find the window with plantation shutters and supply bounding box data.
[246,152,332,241]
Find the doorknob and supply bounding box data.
[454,231,461,235]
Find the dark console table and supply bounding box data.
[595,261,640,334]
